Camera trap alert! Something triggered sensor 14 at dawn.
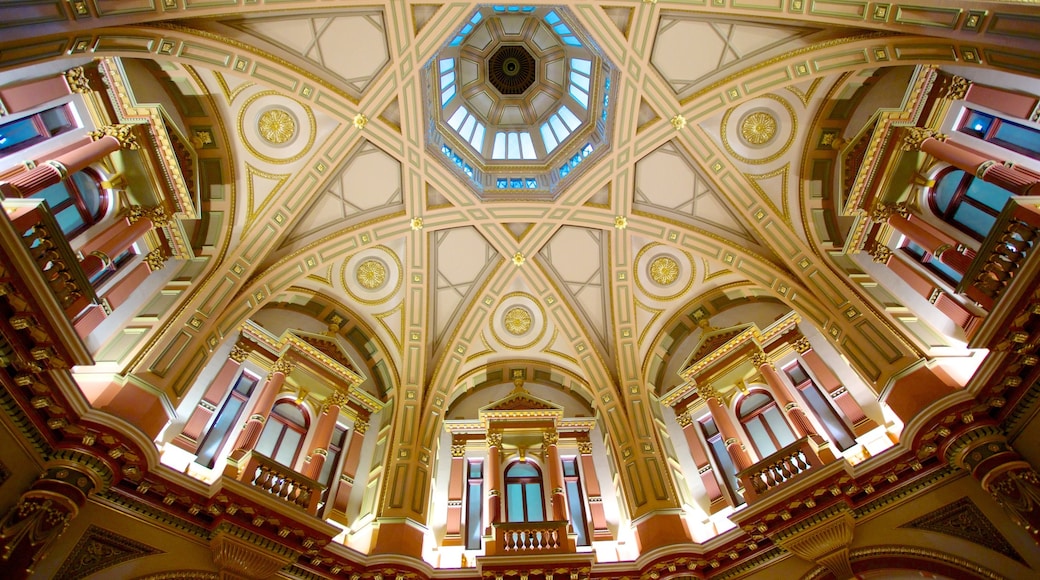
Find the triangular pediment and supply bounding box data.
[479,383,564,423]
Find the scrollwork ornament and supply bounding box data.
[127,205,170,227]
[0,493,76,573]
[353,418,369,435]
[89,124,140,150]
[675,410,692,428]
[143,248,168,271]
[271,358,297,376]
[870,244,893,264]
[577,440,593,455]
[750,352,770,368]
[943,75,971,100]
[451,442,466,457]
[988,468,1040,536]
[63,67,92,94]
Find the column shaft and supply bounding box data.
[706,396,753,470]
[544,431,568,522]
[486,432,503,527]
[302,402,340,479]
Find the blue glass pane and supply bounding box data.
[55,206,84,235]
[439,58,454,72]
[507,483,524,522]
[440,84,456,106]
[471,12,482,24]
[34,183,71,210]
[965,178,1012,213]
[545,10,560,24]
[562,36,582,47]
[526,178,538,189]
[72,172,102,217]
[565,480,588,546]
[569,85,589,108]
[903,241,926,259]
[931,256,963,283]
[559,164,570,178]
[571,59,591,75]
[507,462,539,477]
[440,71,455,87]
[493,133,507,159]
[470,123,486,150]
[0,117,43,151]
[497,178,508,188]
[571,72,590,92]
[549,115,570,141]
[525,483,544,521]
[995,122,1040,157]
[510,178,523,188]
[581,143,593,157]
[934,170,964,213]
[961,110,994,137]
[953,204,997,238]
[553,24,572,35]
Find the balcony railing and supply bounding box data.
[227,451,325,515]
[487,520,574,556]
[959,197,1040,312]
[2,198,98,319]
[737,437,827,503]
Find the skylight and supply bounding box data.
[439,59,456,107]
[493,6,536,13]
[545,10,582,47]
[492,131,537,160]
[445,106,486,151]
[569,58,591,109]
[540,106,582,154]
[449,12,483,46]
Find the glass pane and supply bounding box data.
[571,59,592,75]
[440,71,455,88]
[34,183,71,210]
[439,58,454,72]
[562,36,582,47]
[506,483,524,522]
[562,458,577,477]
[197,397,244,467]
[274,403,306,427]
[570,71,590,91]
[540,124,558,153]
[569,85,589,109]
[965,178,1012,213]
[746,416,777,457]
[466,482,483,549]
[507,132,521,159]
[785,363,809,385]
[558,107,581,130]
[470,123,485,150]
[520,132,536,159]
[549,115,570,141]
[232,374,258,395]
[708,437,739,498]
[459,115,476,140]
[55,206,85,235]
[469,460,483,478]
[256,422,282,458]
[960,110,994,138]
[763,406,796,448]
[739,392,771,416]
[545,11,560,24]
[566,480,588,546]
[492,133,507,159]
[447,107,468,130]
[799,386,855,451]
[994,121,1040,158]
[953,203,997,238]
[700,418,719,438]
[933,170,964,213]
[318,446,338,485]
[0,117,43,151]
[525,483,544,521]
[440,84,456,106]
[507,462,539,477]
[275,429,301,466]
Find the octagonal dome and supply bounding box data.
[426,5,616,199]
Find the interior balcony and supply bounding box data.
[224,449,326,516]
[0,196,96,371]
[737,435,836,504]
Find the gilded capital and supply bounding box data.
[229,343,251,363]
[543,431,559,447]
[901,126,944,152]
[942,75,971,100]
[486,431,503,448]
[750,352,770,368]
[577,439,593,455]
[143,248,168,271]
[675,409,693,428]
[353,417,369,435]
[127,205,171,227]
[792,337,812,354]
[271,358,297,376]
[870,244,892,264]
[90,123,140,150]
[451,441,466,457]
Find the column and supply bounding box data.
[792,338,872,429]
[1,136,120,198]
[0,451,111,580]
[445,437,466,542]
[172,342,250,452]
[701,386,753,470]
[301,398,341,479]
[675,410,726,509]
[576,436,611,540]
[909,129,1040,196]
[79,206,167,280]
[486,431,503,528]
[329,414,368,525]
[544,430,568,522]
[230,358,294,459]
[946,425,1040,544]
[751,352,818,442]
[875,204,974,276]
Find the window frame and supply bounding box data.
[782,361,857,451]
[196,371,261,468]
[957,108,1040,161]
[561,456,590,546]
[928,167,1011,241]
[504,460,546,523]
[465,459,484,550]
[256,401,310,469]
[697,415,742,506]
[0,104,76,155]
[737,390,796,459]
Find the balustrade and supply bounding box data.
[2,199,97,319]
[737,437,827,503]
[489,520,573,555]
[959,197,1040,311]
[227,451,325,515]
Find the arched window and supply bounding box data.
[504,461,544,523]
[738,391,796,458]
[30,169,107,238]
[256,402,309,469]
[929,168,1012,240]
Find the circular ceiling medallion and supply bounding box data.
[490,293,547,350]
[649,256,680,286]
[719,94,796,166]
[739,111,777,146]
[634,244,695,302]
[341,246,403,305]
[503,306,533,335]
[257,108,296,145]
[488,45,537,95]
[356,259,387,290]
